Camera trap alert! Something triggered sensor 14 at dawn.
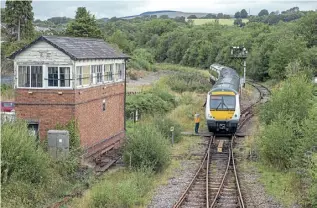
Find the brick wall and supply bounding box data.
[75,82,125,152]
[15,89,75,139]
[15,82,125,156]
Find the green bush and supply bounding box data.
[91,169,153,208]
[1,121,52,185]
[1,120,71,207]
[166,71,211,93]
[1,84,14,100]
[153,117,183,143]
[128,48,155,71]
[260,73,314,125]
[126,88,176,116]
[123,123,171,172]
[257,116,299,169]
[55,119,82,177]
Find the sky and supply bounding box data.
[1,0,317,20]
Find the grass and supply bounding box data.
[256,164,301,207]
[192,18,249,26]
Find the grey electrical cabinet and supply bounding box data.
[47,130,69,160]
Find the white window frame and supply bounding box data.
[91,65,103,85]
[17,65,44,89]
[17,65,30,88]
[115,63,125,82]
[76,66,83,87]
[76,65,91,88]
[46,65,72,88]
[103,64,114,83]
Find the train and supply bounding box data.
[205,64,241,134]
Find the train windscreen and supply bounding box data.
[210,95,235,110]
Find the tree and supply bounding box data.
[174,16,185,23]
[217,13,224,19]
[258,9,269,16]
[240,9,248,18]
[66,7,102,38]
[223,14,231,19]
[234,11,241,18]
[107,29,132,53]
[296,12,317,47]
[4,0,34,41]
[187,15,197,19]
[234,18,245,27]
[205,13,217,19]
[159,15,169,19]
[268,38,306,79]
[47,17,72,25]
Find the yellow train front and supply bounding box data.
[205,64,241,134]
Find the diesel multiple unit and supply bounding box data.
[205,64,241,134]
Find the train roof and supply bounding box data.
[210,64,240,94]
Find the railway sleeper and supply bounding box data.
[187,194,206,200]
[183,201,206,207]
[191,187,205,192]
[215,202,239,208]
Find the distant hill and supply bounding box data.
[106,10,217,20]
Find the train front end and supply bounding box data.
[206,90,240,133]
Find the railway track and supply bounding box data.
[173,136,244,208]
[174,81,271,208]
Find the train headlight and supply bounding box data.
[234,114,237,117]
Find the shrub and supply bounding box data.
[128,48,155,71]
[123,123,171,172]
[258,71,317,170]
[1,84,14,100]
[55,119,82,176]
[260,73,314,125]
[126,88,176,116]
[257,116,300,169]
[166,71,211,93]
[1,120,71,207]
[1,121,52,184]
[91,169,153,207]
[153,117,183,143]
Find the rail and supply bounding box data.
[173,136,213,208]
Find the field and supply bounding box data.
[191,18,249,26]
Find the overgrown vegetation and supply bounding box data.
[166,71,211,93]
[153,117,183,143]
[55,119,82,176]
[1,119,88,208]
[126,86,176,117]
[90,169,153,208]
[1,121,72,207]
[257,70,317,206]
[123,123,171,172]
[1,84,14,100]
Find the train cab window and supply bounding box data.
[223,96,235,109]
[210,95,235,110]
[210,96,222,110]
